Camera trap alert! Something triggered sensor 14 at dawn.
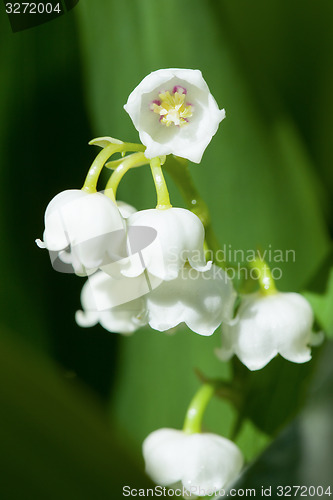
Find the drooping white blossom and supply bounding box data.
[36,190,127,276]
[117,207,211,281]
[216,291,323,371]
[124,68,225,163]
[147,264,236,335]
[75,270,150,334]
[143,428,243,497]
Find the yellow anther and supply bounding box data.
[152,91,193,127]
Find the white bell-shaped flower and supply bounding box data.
[119,207,211,281]
[143,428,243,497]
[36,189,127,276]
[75,270,150,334]
[124,68,225,163]
[216,291,322,371]
[147,265,236,335]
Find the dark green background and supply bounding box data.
[0,1,332,498]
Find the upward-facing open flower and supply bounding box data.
[216,291,323,371]
[36,190,127,276]
[124,68,225,163]
[143,428,243,497]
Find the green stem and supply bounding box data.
[249,258,277,295]
[150,157,172,209]
[82,143,145,193]
[183,383,215,434]
[106,152,148,198]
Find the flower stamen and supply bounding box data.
[151,90,193,127]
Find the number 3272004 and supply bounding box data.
[6,3,62,14]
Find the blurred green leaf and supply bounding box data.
[0,10,121,400]
[0,15,49,350]
[0,329,151,499]
[303,268,333,338]
[0,11,91,353]
[229,352,321,437]
[212,0,333,229]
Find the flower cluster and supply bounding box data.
[37,190,235,336]
[36,68,324,498]
[36,71,236,338]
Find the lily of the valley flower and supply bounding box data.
[147,264,236,335]
[36,189,127,276]
[75,270,150,334]
[216,291,322,371]
[119,207,211,281]
[124,68,225,163]
[143,428,243,497]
